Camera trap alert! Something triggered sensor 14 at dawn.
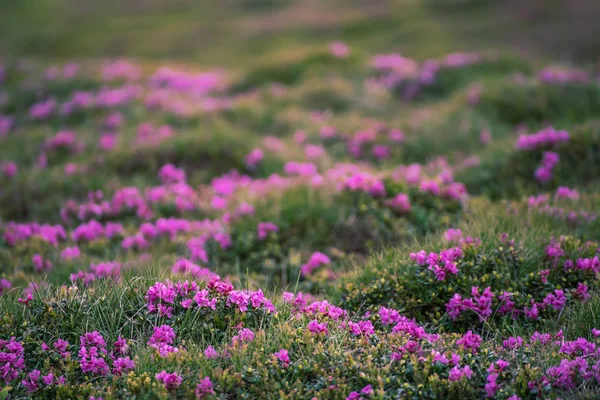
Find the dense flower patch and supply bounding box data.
[1,37,600,399]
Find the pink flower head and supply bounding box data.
[159,164,186,184]
[204,345,219,359]
[301,252,331,276]
[232,328,255,345]
[480,129,492,144]
[329,41,350,58]
[196,377,215,398]
[1,161,17,178]
[305,144,326,159]
[388,129,405,143]
[307,320,328,335]
[443,228,462,243]
[245,148,264,168]
[274,348,290,366]
[386,193,411,213]
[155,370,182,390]
[257,222,279,240]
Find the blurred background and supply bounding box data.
[1,0,600,66]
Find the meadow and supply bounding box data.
[1,0,600,399]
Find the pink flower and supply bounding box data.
[61,246,81,261]
[480,129,492,144]
[99,134,117,151]
[21,369,41,392]
[305,144,326,159]
[542,151,560,168]
[372,145,390,160]
[555,186,579,201]
[502,336,524,350]
[232,328,255,345]
[274,349,290,366]
[204,345,219,359]
[449,365,473,382]
[443,228,462,243]
[329,41,350,58]
[307,320,328,335]
[245,148,264,168]
[112,356,135,375]
[159,164,186,184]
[0,337,25,383]
[301,252,331,276]
[1,161,17,178]
[293,130,307,144]
[543,289,567,311]
[155,370,182,390]
[485,372,499,397]
[257,222,279,240]
[388,129,405,143]
[515,126,569,150]
[148,325,179,357]
[456,331,482,352]
[196,377,215,398]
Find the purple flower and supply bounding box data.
[112,357,135,375]
[155,370,182,390]
[456,331,482,352]
[232,328,255,345]
[257,222,278,240]
[274,349,290,366]
[204,345,219,359]
[301,252,331,276]
[307,320,328,335]
[196,377,215,398]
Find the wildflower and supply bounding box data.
[347,320,375,336]
[204,346,219,359]
[485,373,500,397]
[196,377,214,398]
[386,193,411,213]
[542,289,567,311]
[456,331,482,352]
[1,161,16,178]
[54,339,70,358]
[503,336,524,350]
[555,186,580,201]
[372,144,390,159]
[112,357,135,375]
[389,129,405,143]
[61,246,81,261]
[0,337,25,383]
[274,349,290,366]
[159,164,186,184]
[21,369,41,392]
[301,252,331,276]
[449,365,473,381]
[515,126,569,150]
[443,228,462,243]
[18,293,33,305]
[42,372,54,386]
[257,222,278,240]
[155,370,182,390]
[245,148,264,168]
[305,144,326,159]
[307,320,328,335]
[148,325,179,357]
[480,129,492,144]
[330,41,349,58]
[232,328,255,345]
[379,306,401,325]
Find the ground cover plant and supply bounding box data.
[2,1,600,399]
